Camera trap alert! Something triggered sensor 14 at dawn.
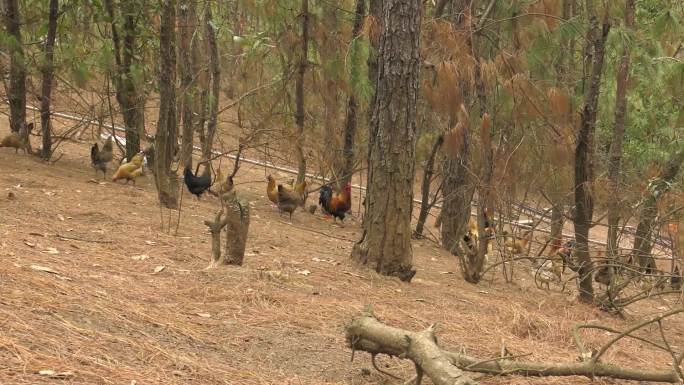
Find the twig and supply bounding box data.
[465,353,533,370]
[657,320,684,381]
[372,353,401,380]
[55,234,113,244]
[589,308,684,367]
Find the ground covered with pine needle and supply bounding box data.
[1,115,682,385]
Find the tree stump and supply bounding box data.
[204,190,250,267]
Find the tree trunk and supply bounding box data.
[550,204,564,249]
[294,0,309,185]
[414,135,443,238]
[39,0,59,160]
[606,0,634,279]
[438,0,472,260]
[632,148,684,269]
[178,0,197,168]
[441,141,474,258]
[548,0,572,253]
[471,115,493,283]
[4,0,26,134]
[339,0,365,188]
[201,4,219,161]
[154,0,180,209]
[366,0,381,95]
[434,0,452,18]
[351,0,422,282]
[573,4,610,303]
[104,0,143,160]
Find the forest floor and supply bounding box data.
[1,113,683,385]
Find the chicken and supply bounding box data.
[266,175,280,205]
[0,123,32,154]
[267,175,307,209]
[671,265,682,290]
[112,152,144,184]
[184,164,212,198]
[535,260,558,290]
[319,183,352,223]
[0,132,26,153]
[277,181,307,220]
[504,231,532,255]
[594,264,611,286]
[142,144,155,175]
[533,245,564,290]
[90,136,114,178]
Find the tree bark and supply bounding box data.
[366,0,381,96]
[201,4,219,161]
[606,0,634,264]
[179,0,197,168]
[346,310,682,384]
[548,0,572,252]
[471,115,493,283]
[4,0,26,134]
[204,191,250,267]
[154,0,180,209]
[294,0,309,185]
[339,0,365,188]
[439,0,472,261]
[603,0,632,290]
[39,0,59,160]
[632,148,684,269]
[573,3,609,303]
[441,140,474,259]
[351,0,422,282]
[550,204,564,249]
[104,0,143,160]
[434,0,452,18]
[414,135,443,238]
[222,192,250,265]
[347,311,476,385]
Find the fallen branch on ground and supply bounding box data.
[346,308,682,384]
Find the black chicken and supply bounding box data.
[318,185,333,210]
[183,164,212,199]
[90,136,113,178]
[671,266,682,290]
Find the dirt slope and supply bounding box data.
[0,118,682,385]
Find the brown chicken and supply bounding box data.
[112,152,144,184]
[0,123,32,154]
[266,175,279,205]
[0,133,25,153]
[504,231,532,255]
[276,180,308,220]
[267,174,307,207]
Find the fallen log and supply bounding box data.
[346,309,682,384]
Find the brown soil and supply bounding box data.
[0,114,682,385]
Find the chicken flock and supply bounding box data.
[87,135,353,224]
[2,130,681,294]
